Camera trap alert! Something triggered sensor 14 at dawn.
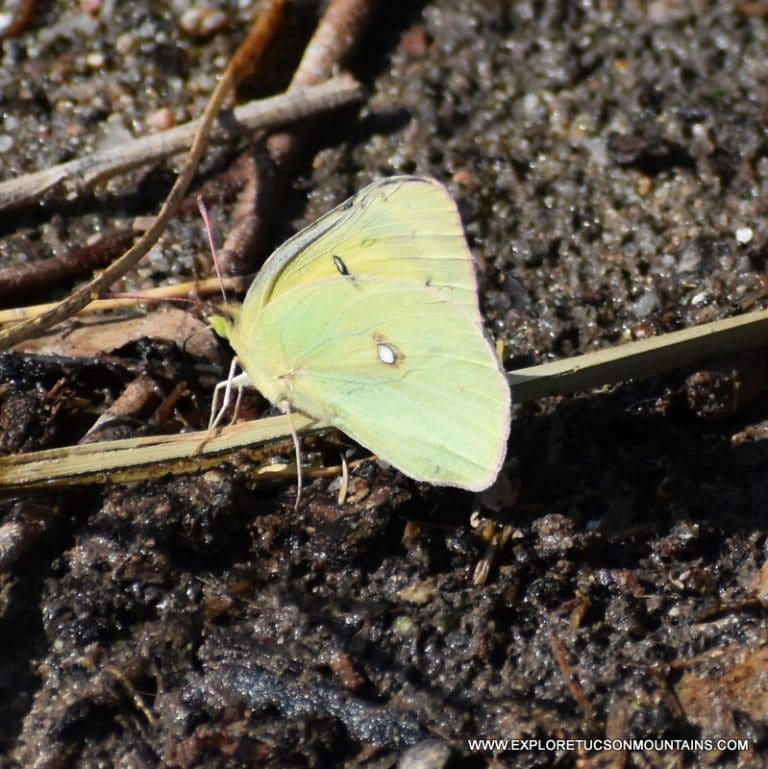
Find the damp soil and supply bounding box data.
[0,1,767,768]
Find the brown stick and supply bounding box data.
[0,0,36,39]
[550,633,597,727]
[215,151,260,274]
[0,229,135,303]
[220,0,375,274]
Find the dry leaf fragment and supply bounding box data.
[16,307,220,361]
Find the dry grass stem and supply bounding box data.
[0,275,251,325]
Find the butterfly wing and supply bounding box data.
[243,176,480,317]
[229,276,511,491]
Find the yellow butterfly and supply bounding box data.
[210,176,510,491]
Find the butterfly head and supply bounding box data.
[207,304,241,340]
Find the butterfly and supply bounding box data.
[209,176,511,491]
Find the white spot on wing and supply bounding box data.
[377,343,397,365]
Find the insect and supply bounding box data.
[209,176,511,491]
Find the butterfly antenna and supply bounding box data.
[281,399,303,511]
[197,196,228,306]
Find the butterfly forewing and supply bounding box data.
[244,176,480,316]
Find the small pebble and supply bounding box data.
[80,0,102,14]
[677,242,703,273]
[179,6,229,37]
[115,32,137,55]
[631,290,659,319]
[400,26,430,58]
[397,739,451,769]
[86,51,105,69]
[146,107,175,131]
[636,176,652,196]
[451,168,480,188]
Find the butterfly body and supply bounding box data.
[212,176,511,491]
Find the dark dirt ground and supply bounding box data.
[1,1,767,767]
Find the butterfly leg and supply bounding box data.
[195,362,250,456]
[209,357,248,430]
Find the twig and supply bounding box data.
[0,0,36,39]
[288,0,373,88]
[104,666,156,725]
[0,76,363,213]
[217,151,261,275]
[0,274,251,325]
[0,228,135,303]
[0,72,362,302]
[737,3,768,16]
[0,0,294,351]
[550,634,597,727]
[220,0,375,273]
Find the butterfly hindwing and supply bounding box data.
[231,276,510,491]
